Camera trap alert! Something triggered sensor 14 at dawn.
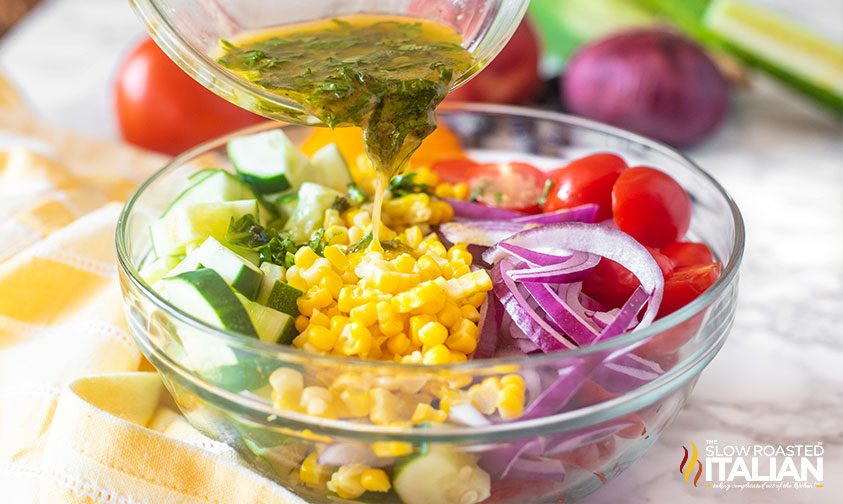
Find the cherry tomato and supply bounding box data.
[612,167,692,247]
[431,160,548,213]
[660,241,715,269]
[542,153,627,220]
[658,263,721,318]
[581,248,673,309]
[115,38,263,155]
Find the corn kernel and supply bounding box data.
[350,301,379,327]
[386,333,411,355]
[371,441,413,457]
[307,325,337,352]
[434,183,454,199]
[300,386,334,417]
[423,344,451,365]
[295,315,309,333]
[330,315,350,334]
[323,244,348,271]
[328,464,366,500]
[340,388,371,418]
[446,330,478,355]
[497,383,526,419]
[411,403,447,424]
[369,388,399,425]
[450,351,468,363]
[269,367,304,407]
[299,453,330,487]
[453,182,470,200]
[318,271,343,299]
[417,321,448,348]
[337,321,372,357]
[360,469,391,493]
[309,309,330,328]
[501,374,526,391]
[327,225,349,245]
[460,304,481,323]
[295,247,319,269]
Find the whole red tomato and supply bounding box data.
[612,167,692,248]
[446,20,541,104]
[542,153,628,221]
[115,38,264,155]
[661,241,715,269]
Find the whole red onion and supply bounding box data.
[563,30,729,147]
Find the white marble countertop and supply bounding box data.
[1,1,841,503]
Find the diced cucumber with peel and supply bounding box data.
[237,293,297,344]
[261,280,302,318]
[283,182,344,243]
[310,143,353,192]
[150,199,259,257]
[393,447,491,504]
[164,169,256,216]
[228,130,312,194]
[139,255,181,285]
[159,268,257,337]
[256,262,286,304]
[166,237,264,300]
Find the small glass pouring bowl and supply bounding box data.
[117,104,744,503]
[128,0,530,124]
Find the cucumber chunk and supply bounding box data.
[228,130,312,194]
[139,255,181,285]
[262,280,302,318]
[159,268,257,337]
[151,199,259,257]
[167,237,264,300]
[310,143,352,192]
[283,182,344,243]
[237,293,297,344]
[256,262,286,304]
[164,169,256,216]
[394,447,491,504]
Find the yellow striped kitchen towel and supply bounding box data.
[0,74,304,503]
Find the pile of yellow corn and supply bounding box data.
[268,169,528,498]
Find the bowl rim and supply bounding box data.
[117,102,745,371]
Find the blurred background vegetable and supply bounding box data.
[114,38,264,156]
[563,30,729,146]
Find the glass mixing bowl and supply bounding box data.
[117,104,744,503]
[128,0,530,124]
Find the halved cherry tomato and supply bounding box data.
[542,153,627,220]
[581,248,673,309]
[431,160,547,213]
[612,167,692,247]
[658,263,721,318]
[661,241,715,269]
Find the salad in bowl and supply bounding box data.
[117,104,743,503]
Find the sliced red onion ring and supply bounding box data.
[490,223,664,328]
[481,437,547,477]
[521,282,601,346]
[594,286,649,341]
[492,260,576,352]
[444,198,526,221]
[493,243,573,267]
[590,353,664,394]
[505,456,566,481]
[511,204,598,225]
[471,295,501,359]
[448,403,491,427]
[439,221,530,247]
[544,421,635,456]
[318,443,393,468]
[508,251,599,284]
[522,359,598,420]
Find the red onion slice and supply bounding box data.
[493,260,577,352]
[318,443,393,468]
[522,282,601,346]
[590,353,664,394]
[544,421,635,456]
[505,456,566,481]
[492,223,664,327]
[511,204,598,225]
[595,285,650,341]
[439,221,530,247]
[493,243,573,266]
[443,198,526,221]
[522,359,598,420]
[472,294,501,359]
[448,403,491,427]
[508,252,599,284]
